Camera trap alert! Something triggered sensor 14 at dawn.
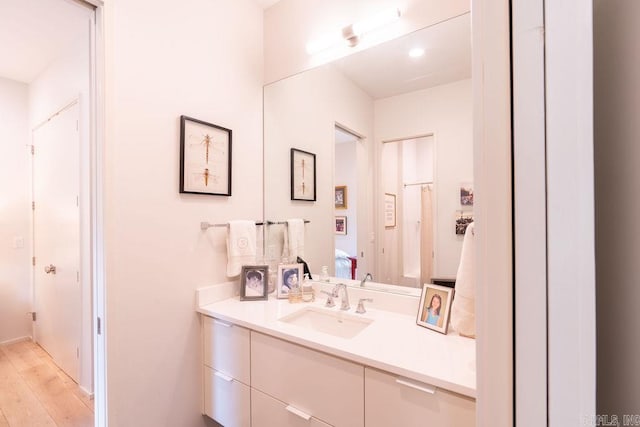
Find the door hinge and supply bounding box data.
[76,196,79,207]
[32,256,36,266]
[32,201,35,210]
[77,347,79,359]
[30,145,34,155]
[29,312,36,321]
[77,271,80,282]
[97,317,102,335]
[76,120,79,131]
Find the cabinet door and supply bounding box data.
[203,316,250,385]
[204,366,250,427]
[251,332,364,427]
[252,388,333,427]
[364,368,475,427]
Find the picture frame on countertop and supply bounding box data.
[240,265,269,301]
[416,283,454,334]
[276,263,303,299]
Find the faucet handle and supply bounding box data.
[320,290,336,308]
[356,298,373,314]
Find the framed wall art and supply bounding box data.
[179,115,232,196]
[240,265,269,301]
[290,148,316,201]
[335,216,347,235]
[416,283,454,334]
[335,185,347,209]
[384,193,396,228]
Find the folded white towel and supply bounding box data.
[450,221,476,338]
[226,220,257,277]
[283,219,305,259]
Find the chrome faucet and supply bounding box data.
[360,273,373,287]
[333,283,350,311]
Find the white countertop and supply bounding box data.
[197,294,476,398]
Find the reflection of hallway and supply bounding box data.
[0,340,93,426]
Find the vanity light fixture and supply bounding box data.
[306,7,402,54]
[409,47,425,58]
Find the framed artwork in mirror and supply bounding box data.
[335,185,347,209]
[239,265,268,301]
[417,283,454,334]
[384,193,396,228]
[335,216,347,235]
[276,263,303,299]
[290,148,316,201]
[179,115,232,196]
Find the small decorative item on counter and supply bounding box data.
[301,273,315,302]
[320,265,329,282]
[288,281,302,303]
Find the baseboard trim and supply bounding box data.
[0,336,32,346]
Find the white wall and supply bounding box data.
[28,26,93,394]
[0,77,32,344]
[375,79,473,277]
[264,64,374,276]
[594,0,640,418]
[104,0,263,424]
[334,141,358,256]
[264,0,470,83]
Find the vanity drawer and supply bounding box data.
[203,366,250,427]
[364,367,475,427]
[203,316,250,385]
[252,388,333,427]
[251,332,364,427]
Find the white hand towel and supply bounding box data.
[284,219,305,259]
[450,221,476,338]
[226,220,257,277]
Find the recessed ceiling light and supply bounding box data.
[409,47,425,58]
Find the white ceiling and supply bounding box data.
[253,0,281,10]
[0,0,92,83]
[332,13,471,100]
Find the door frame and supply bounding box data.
[87,2,107,426]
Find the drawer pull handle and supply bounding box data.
[285,405,312,421]
[213,319,233,328]
[213,371,233,382]
[395,378,436,394]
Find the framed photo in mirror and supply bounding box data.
[240,265,268,301]
[335,185,347,209]
[179,115,232,196]
[335,216,347,235]
[384,193,396,228]
[276,263,304,299]
[416,283,454,334]
[290,148,316,201]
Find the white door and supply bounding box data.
[33,101,81,382]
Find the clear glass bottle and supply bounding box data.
[301,273,315,302]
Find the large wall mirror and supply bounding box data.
[264,13,472,294]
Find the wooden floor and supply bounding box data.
[0,339,93,427]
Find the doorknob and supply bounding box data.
[44,264,57,274]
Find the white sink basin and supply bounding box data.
[279,306,373,339]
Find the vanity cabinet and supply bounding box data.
[251,331,364,427]
[201,315,475,427]
[364,367,476,427]
[251,388,332,427]
[202,317,251,426]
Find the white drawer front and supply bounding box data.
[364,367,476,427]
[252,388,333,427]
[203,366,250,427]
[203,316,250,385]
[251,332,364,427]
